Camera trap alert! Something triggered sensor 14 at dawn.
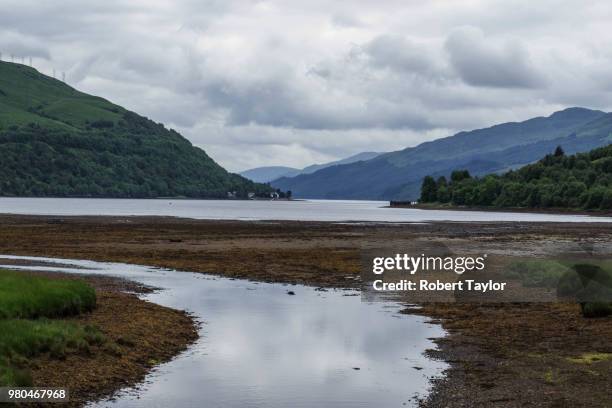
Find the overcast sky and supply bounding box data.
[2,0,612,172]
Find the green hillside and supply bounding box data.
[419,144,612,210]
[0,61,272,198]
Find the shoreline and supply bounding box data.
[390,202,612,216]
[0,196,296,202]
[1,215,611,406]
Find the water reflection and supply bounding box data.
[0,255,446,407]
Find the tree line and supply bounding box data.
[420,145,612,210]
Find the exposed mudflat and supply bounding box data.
[409,302,612,407]
[0,215,611,406]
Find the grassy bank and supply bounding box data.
[0,319,104,386]
[0,270,96,318]
[0,270,101,386]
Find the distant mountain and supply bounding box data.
[299,152,381,175]
[272,108,612,200]
[0,61,272,198]
[240,166,301,183]
[240,151,380,183]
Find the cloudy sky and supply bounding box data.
[2,0,612,172]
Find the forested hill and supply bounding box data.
[419,144,612,210]
[0,61,272,198]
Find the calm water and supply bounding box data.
[0,255,446,408]
[0,197,610,223]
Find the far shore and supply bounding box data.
[389,201,612,216]
[0,195,296,201]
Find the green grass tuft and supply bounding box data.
[0,364,33,387]
[0,319,104,359]
[0,320,104,386]
[0,270,96,319]
[0,271,104,386]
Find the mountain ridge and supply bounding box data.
[272,108,611,200]
[240,151,380,183]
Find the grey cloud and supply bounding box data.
[0,1,136,40]
[363,35,447,78]
[203,74,434,131]
[445,26,547,88]
[0,30,50,59]
[117,47,171,77]
[68,56,99,83]
[330,13,366,28]
[1,0,610,171]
